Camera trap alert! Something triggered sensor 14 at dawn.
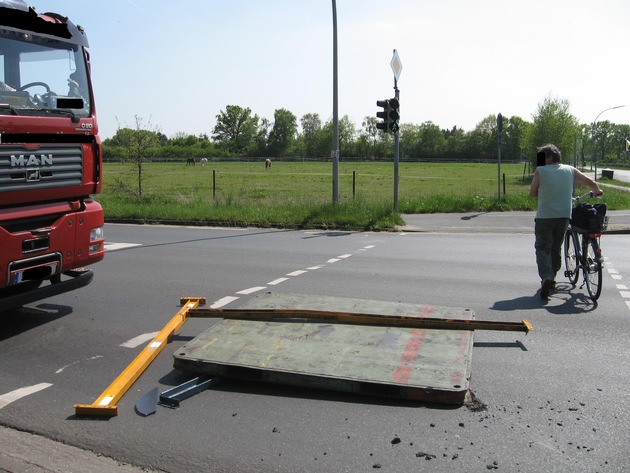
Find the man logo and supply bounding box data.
[10,154,53,167]
[26,169,41,182]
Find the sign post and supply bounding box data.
[497,113,503,200]
[391,50,402,211]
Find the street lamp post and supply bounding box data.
[331,0,339,204]
[591,105,624,180]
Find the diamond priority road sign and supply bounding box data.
[391,49,402,81]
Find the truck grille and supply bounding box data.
[0,145,83,193]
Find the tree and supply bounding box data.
[300,113,322,158]
[466,115,499,161]
[268,108,297,157]
[443,126,467,160]
[527,94,579,163]
[503,116,529,162]
[212,105,259,154]
[338,115,357,158]
[358,116,386,159]
[112,115,161,196]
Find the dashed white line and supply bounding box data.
[236,286,267,295]
[267,277,289,285]
[0,383,53,410]
[210,296,239,308]
[120,332,159,348]
[211,242,377,309]
[605,260,630,312]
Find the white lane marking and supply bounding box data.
[287,270,307,277]
[337,254,352,259]
[237,286,266,295]
[617,284,628,290]
[363,245,375,249]
[55,355,103,374]
[268,277,289,285]
[0,383,53,410]
[611,274,623,280]
[327,258,340,263]
[307,266,323,270]
[607,268,619,274]
[105,242,142,251]
[626,301,630,310]
[210,296,239,308]
[619,291,630,299]
[120,332,159,348]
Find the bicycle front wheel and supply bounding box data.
[564,230,579,285]
[584,237,603,301]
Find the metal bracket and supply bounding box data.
[158,376,220,408]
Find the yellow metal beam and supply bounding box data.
[74,297,206,417]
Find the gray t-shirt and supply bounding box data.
[536,164,574,219]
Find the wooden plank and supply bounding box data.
[189,308,532,333]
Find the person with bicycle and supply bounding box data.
[529,144,602,299]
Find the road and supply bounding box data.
[1,219,630,472]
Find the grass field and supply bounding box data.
[100,161,630,230]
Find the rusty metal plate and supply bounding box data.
[173,293,474,404]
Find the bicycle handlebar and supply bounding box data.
[573,190,603,201]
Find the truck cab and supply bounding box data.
[0,0,105,312]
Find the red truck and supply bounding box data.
[1,0,105,312]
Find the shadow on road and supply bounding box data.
[0,303,73,341]
[490,282,596,315]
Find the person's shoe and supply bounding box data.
[541,279,553,299]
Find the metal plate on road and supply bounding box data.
[173,293,474,404]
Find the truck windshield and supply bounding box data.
[0,28,90,117]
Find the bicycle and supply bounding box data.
[563,191,608,301]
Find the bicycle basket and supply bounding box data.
[594,203,608,231]
[571,202,606,232]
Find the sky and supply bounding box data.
[31,0,630,140]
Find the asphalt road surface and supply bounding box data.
[1,217,630,472]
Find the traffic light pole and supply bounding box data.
[331,0,339,204]
[393,80,400,211]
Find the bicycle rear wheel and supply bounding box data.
[564,230,579,285]
[584,237,603,301]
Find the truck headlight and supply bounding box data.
[90,226,104,242]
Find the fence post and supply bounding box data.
[213,170,216,200]
[353,171,356,199]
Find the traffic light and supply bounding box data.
[388,98,400,133]
[376,99,389,133]
[376,98,400,134]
